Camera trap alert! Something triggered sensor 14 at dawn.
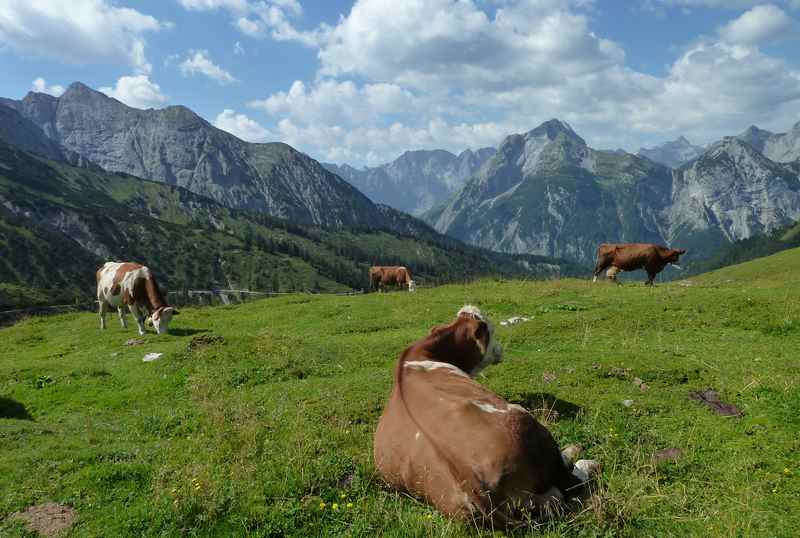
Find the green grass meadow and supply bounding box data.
[2,250,800,536]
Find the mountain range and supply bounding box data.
[418,120,800,265]
[637,136,705,168]
[0,82,418,231]
[323,147,495,216]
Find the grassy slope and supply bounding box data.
[1,251,799,536]
[0,142,580,310]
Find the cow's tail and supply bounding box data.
[592,247,605,282]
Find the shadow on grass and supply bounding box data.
[169,327,210,337]
[506,392,583,420]
[0,397,33,420]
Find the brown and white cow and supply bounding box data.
[374,305,599,525]
[593,243,686,285]
[369,266,416,292]
[96,262,178,335]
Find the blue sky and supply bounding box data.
[1,0,799,166]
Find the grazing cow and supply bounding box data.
[592,243,686,285]
[369,266,416,292]
[96,262,178,335]
[374,306,599,525]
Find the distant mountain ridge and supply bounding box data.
[735,122,800,163]
[0,82,416,231]
[428,119,800,265]
[324,147,495,216]
[637,136,704,168]
[0,139,580,308]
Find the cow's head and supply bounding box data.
[426,305,503,377]
[666,248,687,268]
[151,306,179,335]
[407,279,416,292]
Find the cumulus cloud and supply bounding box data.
[179,50,238,84]
[0,0,167,74]
[316,0,623,91]
[99,75,169,109]
[718,4,796,45]
[241,0,800,166]
[176,0,318,44]
[31,77,65,97]
[249,79,416,125]
[214,109,274,141]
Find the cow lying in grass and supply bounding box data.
[593,243,686,285]
[369,266,416,292]
[374,305,599,525]
[96,262,178,335]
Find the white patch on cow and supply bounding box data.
[407,279,416,292]
[404,360,469,378]
[592,275,598,283]
[415,431,421,441]
[471,400,509,414]
[507,404,528,414]
[458,304,484,321]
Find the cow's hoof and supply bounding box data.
[572,459,601,482]
[561,444,583,465]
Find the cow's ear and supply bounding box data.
[472,321,489,355]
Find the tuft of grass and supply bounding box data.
[2,248,800,536]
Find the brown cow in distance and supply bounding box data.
[96,262,178,335]
[593,243,686,285]
[369,265,416,292]
[374,305,599,525]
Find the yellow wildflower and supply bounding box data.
[340,493,347,499]
[319,502,326,510]
[346,502,353,509]
[332,503,339,511]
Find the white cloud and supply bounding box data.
[176,0,318,44]
[31,77,65,97]
[214,109,274,141]
[316,0,623,91]
[179,50,238,84]
[99,75,169,109]
[718,4,796,45]
[0,0,167,74]
[244,0,800,166]
[250,79,416,125]
[178,0,249,10]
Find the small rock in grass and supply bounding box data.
[688,388,742,417]
[607,367,631,379]
[124,338,144,346]
[622,399,634,407]
[633,377,649,391]
[11,503,77,537]
[542,371,557,383]
[142,352,163,362]
[653,447,683,464]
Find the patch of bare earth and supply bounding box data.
[10,503,77,537]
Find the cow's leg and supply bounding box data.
[130,305,146,335]
[117,306,128,328]
[593,257,610,283]
[606,266,621,284]
[645,272,656,286]
[98,301,107,330]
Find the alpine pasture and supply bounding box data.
[2,250,799,537]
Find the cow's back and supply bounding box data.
[96,262,145,304]
[610,243,659,271]
[375,364,573,518]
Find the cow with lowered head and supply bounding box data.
[96,262,178,335]
[593,243,686,285]
[374,306,599,525]
[369,265,416,292]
